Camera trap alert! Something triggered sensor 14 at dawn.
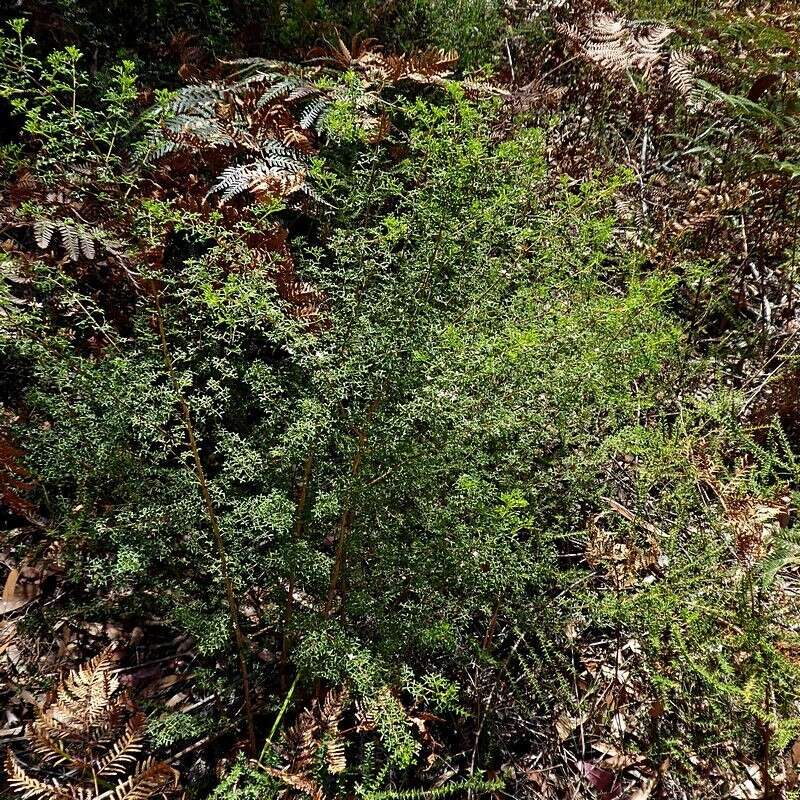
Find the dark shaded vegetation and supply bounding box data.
[1,1,799,799]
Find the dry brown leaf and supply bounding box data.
[629,777,657,800]
[0,620,15,657]
[592,741,643,771]
[555,712,587,741]
[2,568,19,600]
[0,597,30,615]
[730,764,764,799]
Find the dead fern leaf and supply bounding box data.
[324,737,346,774]
[28,716,78,768]
[671,180,752,236]
[261,764,326,800]
[53,645,120,730]
[264,685,351,796]
[5,649,181,800]
[4,751,69,800]
[320,686,349,733]
[99,758,179,800]
[58,223,80,262]
[0,432,38,521]
[558,12,675,78]
[96,714,147,777]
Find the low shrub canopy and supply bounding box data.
[2,1,800,798]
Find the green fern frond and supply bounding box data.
[358,776,504,800]
[257,79,302,108]
[33,218,56,249]
[210,160,307,203]
[171,83,226,114]
[299,98,330,130]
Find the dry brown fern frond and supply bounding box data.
[151,74,324,209]
[320,686,349,735]
[27,711,84,769]
[306,35,457,86]
[511,78,568,112]
[101,757,179,800]
[694,467,789,572]
[169,31,211,83]
[670,180,754,237]
[324,737,346,775]
[244,228,327,328]
[261,764,326,800]
[33,218,98,262]
[5,751,70,800]
[557,13,673,77]
[319,686,349,773]
[667,49,700,101]
[149,40,461,214]
[46,645,131,736]
[383,48,459,84]
[4,648,181,800]
[307,34,384,73]
[0,172,118,265]
[0,430,38,521]
[552,7,722,117]
[284,705,321,773]
[95,714,147,778]
[262,686,351,799]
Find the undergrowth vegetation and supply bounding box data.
[1,1,799,799]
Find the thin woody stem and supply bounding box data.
[281,447,315,683]
[153,294,256,753]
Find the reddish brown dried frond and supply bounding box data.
[0,432,37,520]
[5,650,182,800]
[261,685,351,799]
